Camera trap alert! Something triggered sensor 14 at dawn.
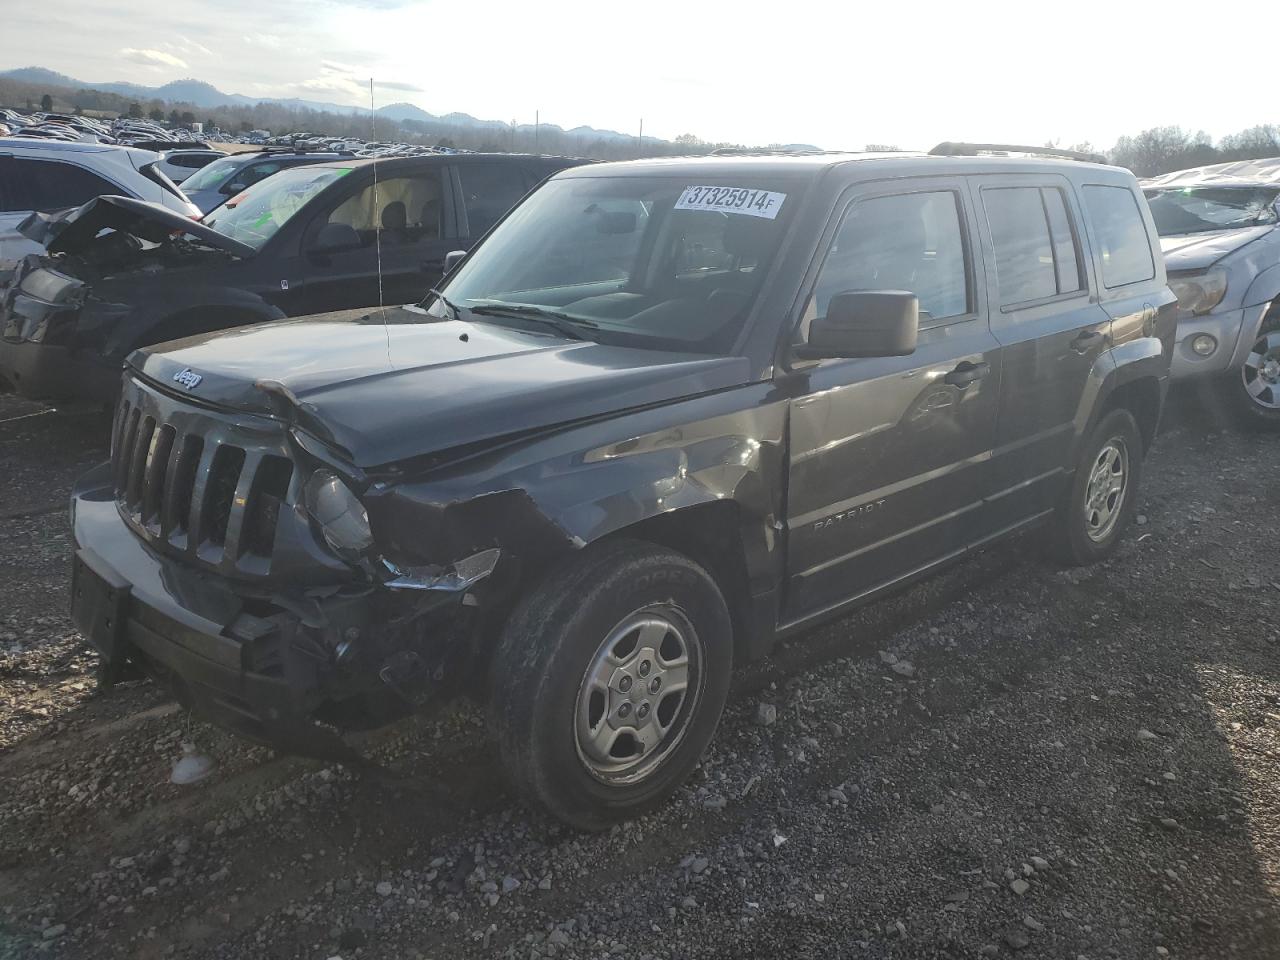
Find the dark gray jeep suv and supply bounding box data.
[69,148,1175,828]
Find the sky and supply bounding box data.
[5,0,1275,150]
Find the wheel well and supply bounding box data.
[601,502,755,661]
[1099,377,1162,451]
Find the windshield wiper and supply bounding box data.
[468,302,599,342]
[427,287,462,321]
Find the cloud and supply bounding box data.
[167,36,214,57]
[119,47,189,69]
[285,76,367,102]
[321,60,359,75]
[375,79,423,92]
[242,33,285,49]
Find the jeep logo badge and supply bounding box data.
[172,368,203,390]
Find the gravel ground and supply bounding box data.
[0,390,1277,960]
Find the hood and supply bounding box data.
[17,195,254,258]
[128,306,751,469]
[1159,225,1272,272]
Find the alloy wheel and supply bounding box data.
[1083,439,1129,543]
[1242,329,1280,411]
[574,606,703,784]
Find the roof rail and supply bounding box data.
[929,141,1106,164]
[709,147,820,157]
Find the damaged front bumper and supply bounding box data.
[1171,299,1273,380]
[0,256,126,403]
[0,338,121,403]
[70,463,483,757]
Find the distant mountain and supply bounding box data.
[0,66,661,143]
[376,101,437,124]
[1,66,81,88]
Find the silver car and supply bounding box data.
[1143,159,1280,428]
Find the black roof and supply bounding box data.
[556,150,1120,181]
[305,153,585,173]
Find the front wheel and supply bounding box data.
[1046,408,1144,566]
[489,540,733,830]
[1221,311,1280,431]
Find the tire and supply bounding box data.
[1046,408,1144,566]
[1220,309,1280,432]
[489,539,733,830]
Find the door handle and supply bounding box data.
[1071,330,1105,353]
[943,360,990,387]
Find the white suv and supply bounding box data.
[0,139,201,257]
[1143,158,1280,429]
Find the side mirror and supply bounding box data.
[220,181,246,196]
[443,249,467,273]
[311,222,362,254]
[796,290,919,360]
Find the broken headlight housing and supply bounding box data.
[303,470,373,557]
[18,267,83,305]
[1168,269,1227,316]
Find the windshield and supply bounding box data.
[1145,186,1280,236]
[180,155,244,193]
[435,176,800,353]
[202,166,350,250]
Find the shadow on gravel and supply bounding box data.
[0,388,1277,958]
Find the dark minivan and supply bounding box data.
[0,153,585,403]
[69,147,1175,828]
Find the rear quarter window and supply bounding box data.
[13,158,121,211]
[1083,185,1155,288]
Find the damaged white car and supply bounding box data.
[1143,159,1280,428]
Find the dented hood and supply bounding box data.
[18,195,254,258]
[1159,225,1271,272]
[128,306,750,469]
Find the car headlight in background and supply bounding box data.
[304,470,373,556]
[1168,269,1227,316]
[18,267,84,305]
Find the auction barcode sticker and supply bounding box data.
[674,186,787,220]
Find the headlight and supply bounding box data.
[1168,269,1227,316]
[304,470,373,556]
[18,267,83,305]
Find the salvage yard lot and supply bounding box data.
[0,393,1277,959]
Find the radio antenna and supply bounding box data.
[370,77,393,367]
[370,78,385,315]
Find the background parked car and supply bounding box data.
[179,149,353,214]
[0,138,200,258]
[0,153,586,403]
[1143,158,1280,429]
[152,148,228,185]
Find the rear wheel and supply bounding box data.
[1222,310,1280,431]
[489,540,733,830]
[1046,408,1144,565]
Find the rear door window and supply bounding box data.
[322,172,446,245]
[0,156,20,211]
[982,185,1083,306]
[14,159,122,212]
[1083,185,1155,288]
[1042,189,1082,295]
[458,163,528,237]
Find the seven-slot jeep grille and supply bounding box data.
[110,376,296,575]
